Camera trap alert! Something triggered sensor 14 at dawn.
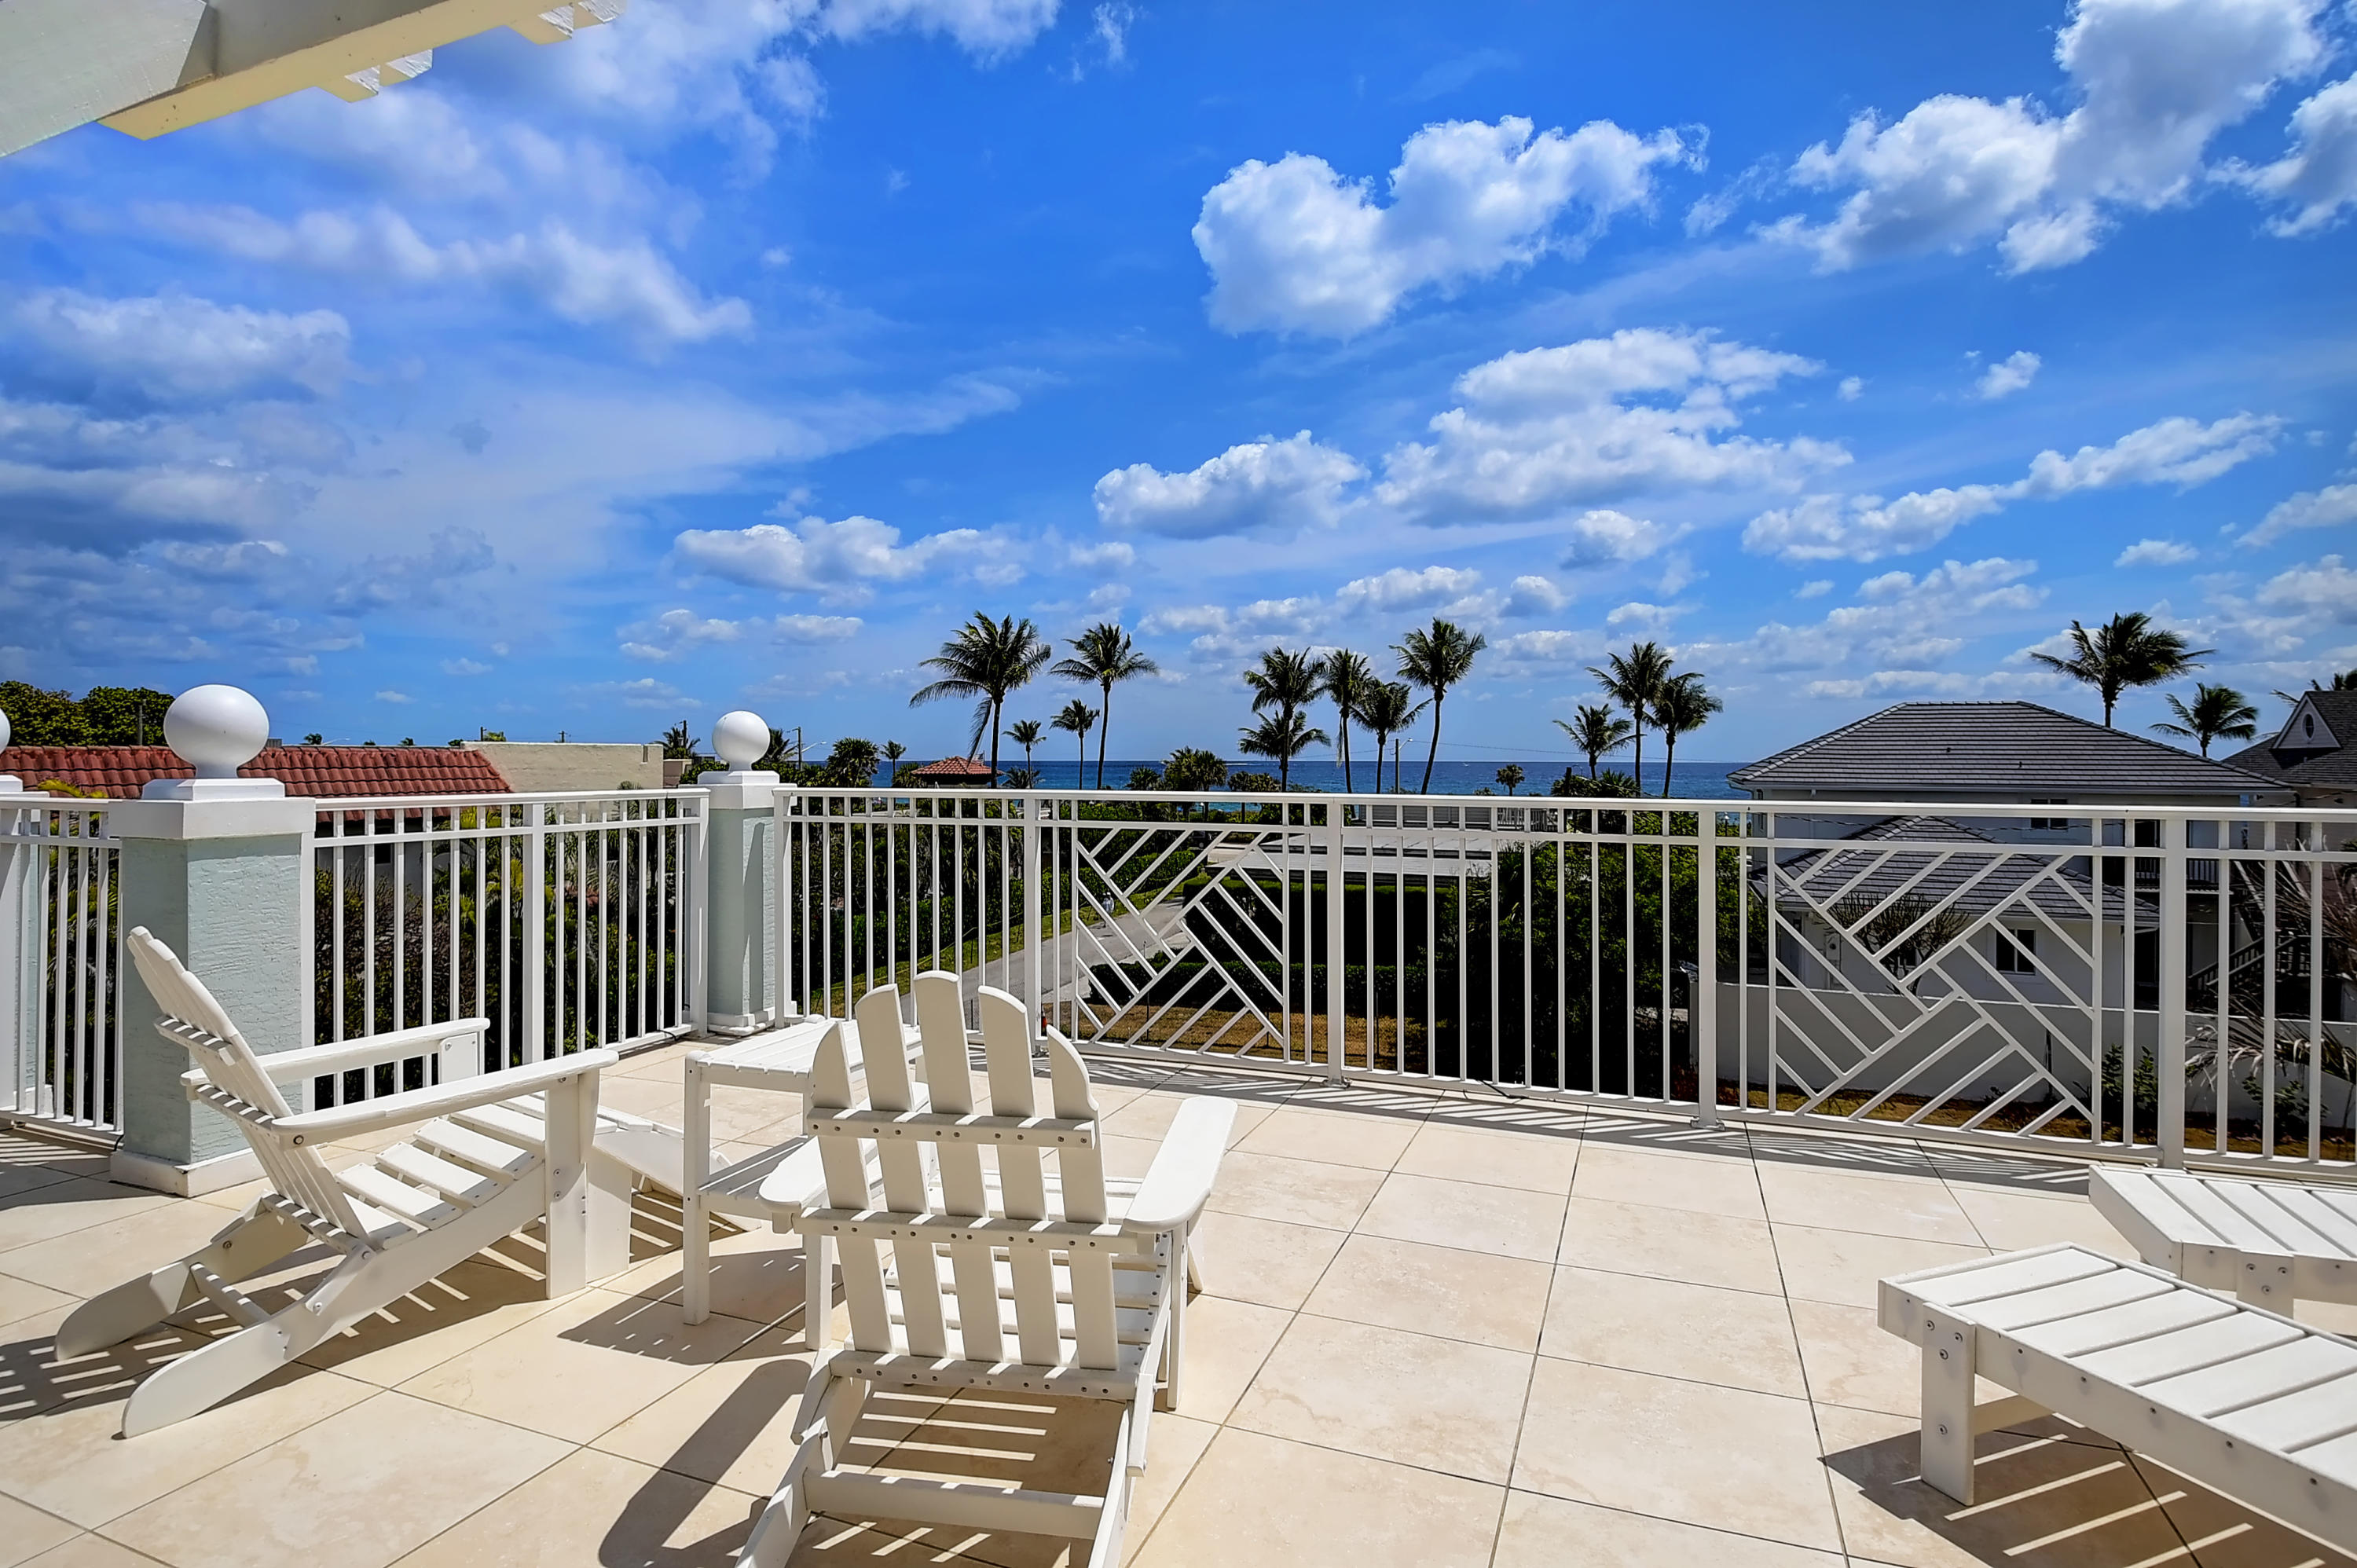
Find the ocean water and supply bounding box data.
[929,757,1745,800]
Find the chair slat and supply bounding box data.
[1970,1268,2171,1332]
[2078,1311,2305,1387]
[2211,1181,2340,1258]
[917,973,1003,1365]
[858,986,946,1359]
[1903,1247,2116,1308]
[2143,1338,2357,1419]
[2010,1286,2236,1360]
[2216,1372,2357,1453]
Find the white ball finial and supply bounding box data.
[0,702,17,795]
[0,705,10,752]
[712,710,770,771]
[166,685,270,778]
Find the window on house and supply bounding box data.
[2028,799,2068,831]
[1994,929,2037,973]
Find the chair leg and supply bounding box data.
[1157,1234,1183,1415]
[56,1203,309,1359]
[681,1192,712,1325]
[1918,1306,1977,1505]
[584,1149,635,1285]
[805,1231,835,1353]
[118,1313,299,1438]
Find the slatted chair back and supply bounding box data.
[808,972,1120,1373]
[126,927,365,1236]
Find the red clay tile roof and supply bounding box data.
[908,756,996,780]
[0,746,512,800]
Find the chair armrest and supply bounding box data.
[255,1020,492,1083]
[273,1049,618,1143]
[1120,1098,1234,1236]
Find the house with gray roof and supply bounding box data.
[2222,689,2357,808]
[1729,701,2286,808]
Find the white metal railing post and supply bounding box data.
[1694,806,1719,1127]
[1325,800,1345,1082]
[1023,794,1042,1034]
[0,789,34,1116]
[2157,813,2188,1169]
[685,789,712,1035]
[522,800,548,1061]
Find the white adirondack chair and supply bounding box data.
[742,976,1233,1567]
[58,928,633,1436]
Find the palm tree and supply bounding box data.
[1244,647,1328,727]
[1006,719,1043,771]
[1495,764,1525,796]
[823,736,882,786]
[1588,642,1673,791]
[2152,683,2259,757]
[1052,622,1159,789]
[881,740,907,782]
[1555,702,1635,780]
[1237,710,1329,789]
[2029,612,2212,727]
[2273,668,2357,705]
[1321,650,1376,793]
[910,612,1051,777]
[1356,681,1424,794]
[1651,673,1723,797]
[1394,618,1487,793]
[1051,699,1098,779]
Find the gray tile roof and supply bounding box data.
[1761,813,2145,925]
[1728,701,2279,800]
[2223,690,2357,790]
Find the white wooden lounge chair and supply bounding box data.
[2090,1165,2357,1308]
[742,978,1233,1567]
[57,927,632,1436]
[1880,1242,2357,1552]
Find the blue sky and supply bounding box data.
[4,0,2355,766]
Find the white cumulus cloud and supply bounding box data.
[2245,481,2357,543]
[2259,553,2357,621]
[2224,73,2357,233]
[1094,431,1365,538]
[1193,115,1695,337]
[9,290,350,405]
[1777,0,2332,273]
[673,513,992,603]
[1375,328,1843,524]
[1336,566,1484,614]
[1975,350,2042,400]
[1746,411,2282,561]
[2117,537,2200,565]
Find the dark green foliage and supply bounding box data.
[0,682,176,745]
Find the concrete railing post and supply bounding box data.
[108,686,313,1196]
[702,710,779,1035]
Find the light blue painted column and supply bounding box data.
[108,685,313,1195]
[703,710,780,1035]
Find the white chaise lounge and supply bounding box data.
[59,928,635,1435]
[742,978,1232,1567]
[1880,1242,2357,1553]
[2091,1165,2357,1308]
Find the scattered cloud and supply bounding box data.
[1837,376,1864,401]
[440,657,492,676]
[1558,507,1687,566]
[1068,540,1137,570]
[2117,537,2199,566]
[2245,482,2357,544]
[1194,115,1697,337]
[576,676,697,710]
[1974,350,2041,400]
[2260,553,2357,622]
[1507,574,1569,614]
[775,614,863,642]
[1375,328,1842,523]
[2220,72,2357,233]
[1336,565,1484,614]
[1746,411,2282,561]
[376,689,413,704]
[673,513,995,603]
[1094,432,1365,538]
[9,290,350,406]
[1773,0,2333,273]
[1694,556,2047,683]
[1796,579,1833,598]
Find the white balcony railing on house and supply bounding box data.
[308,789,707,1107]
[773,786,2357,1172]
[0,801,120,1138]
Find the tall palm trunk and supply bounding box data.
[1630,718,1644,793]
[1096,680,1113,789]
[1660,731,1676,798]
[1337,716,1351,793]
[988,698,1003,778]
[1420,695,1442,793]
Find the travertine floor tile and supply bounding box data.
[1756,1163,1980,1245]
[1355,1171,1566,1262]
[1571,1143,1766,1220]
[1165,1296,1289,1425]
[1513,1357,1842,1552]
[1131,1427,1503,1568]
[1556,1195,1783,1292]
[0,1495,82,1567]
[1204,1152,1385,1231]
[1188,1211,1347,1312]
[103,1393,570,1568]
[0,1350,373,1528]
[389,1446,759,1568]
[608,1224,805,1327]
[1394,1123,1580,1192]
[1119,1413,1218,1566]
[1540,1266,1807,1398]
[1949,1185,2135,1255]
[1492,1489,1844,1567]
[0,1182,177,1258]
[1770,1223,1988,1310]
[397,1288,773,1443]
[2129,1453,2357,1568]
[295,1258,565,1387]
[1816,1402,2182,1568]
[1230,1315,1532,1483]
[1304,1234,1552,1352]
[1104,1092,1273,1147]
[1233,1107,1417,1170]
[21,1537,169,1568]
[0,1273,74,1330]
[590,1337,818,1495]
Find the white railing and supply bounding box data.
[309,789,706,1106]
[773,786,2357,1173]
[0,801,121,1134]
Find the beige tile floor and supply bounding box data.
[1,1045,2354,1567]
